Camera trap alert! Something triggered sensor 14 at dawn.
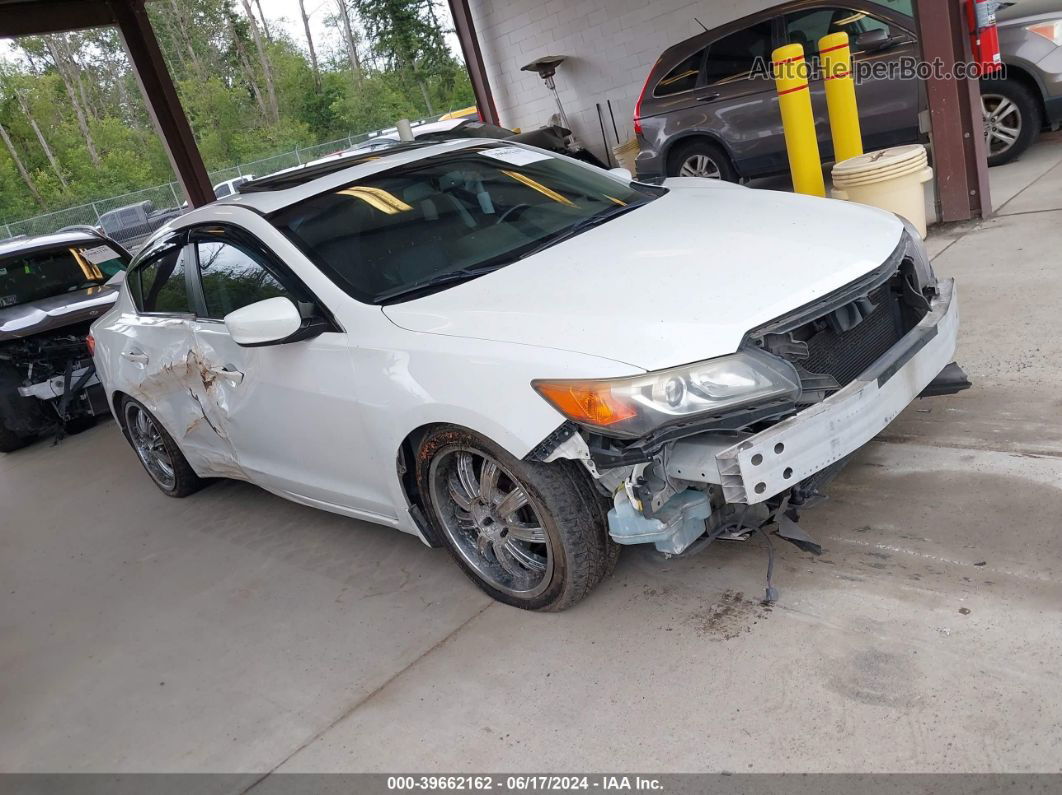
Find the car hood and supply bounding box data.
[382,180,904,372]
[0,283,119,341]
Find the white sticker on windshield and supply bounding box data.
[78,245,120,264]
[480,146,552,166]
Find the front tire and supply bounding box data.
[120,396,205,497]
[416,426,617,611]
[981,79,1041,167]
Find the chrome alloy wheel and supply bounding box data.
[429,447,554,598]
[678,153,723,179]
[982,93,1022,158]
[125,403,175,490]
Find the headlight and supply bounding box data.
[532,349,801,438]
[1027,20,1062,47]
[899,217,936,288]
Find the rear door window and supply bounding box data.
[654,48,707,96]
[704,22,774,85]
[133,246,193,314]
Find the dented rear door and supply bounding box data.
[118,239,241,477]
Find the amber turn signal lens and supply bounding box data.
[532,381,637,427]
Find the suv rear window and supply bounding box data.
[654,49,706,96]
[0,245,120,309]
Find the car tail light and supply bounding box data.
[86,334,96,357]
[633,69,653,136]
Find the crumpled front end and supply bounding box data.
[530,231,968,577]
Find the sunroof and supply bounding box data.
[238,142,435,193]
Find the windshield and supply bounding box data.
[0,244,125,309]
[271,145,660,304]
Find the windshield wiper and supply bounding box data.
[516,203,642,262]
[374,266,501,304]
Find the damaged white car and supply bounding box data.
[91,139,968,610]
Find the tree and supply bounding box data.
[15,90,68,191]
[0,121,43,206]
[238,0,279,123]
[298,0,321,90]
[353,0,459,115]
[335,1,364,88]
[43,35,101,166]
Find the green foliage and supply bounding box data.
[0,0,474,226]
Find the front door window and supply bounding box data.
[195,240,295,319]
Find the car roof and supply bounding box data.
[210,138,493,216]
[0,229,105,259]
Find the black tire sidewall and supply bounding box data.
[981,79,1040,167]
[119,395,203,497]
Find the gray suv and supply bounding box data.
[634,0,1062,181]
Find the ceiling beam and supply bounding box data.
[0,0,115,37]
[447,0,500,126]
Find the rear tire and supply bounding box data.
[416,425,617,611]
[981,79,1041,167]
[667,138,738,182]
[120,396,205,497]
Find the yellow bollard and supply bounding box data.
[771,43,825,197]
[819,32,864,164]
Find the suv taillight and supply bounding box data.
[86,334,96,357]
[633,69,653,136]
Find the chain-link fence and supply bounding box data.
[1,121,442,243]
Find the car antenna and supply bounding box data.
[694,17,708,32]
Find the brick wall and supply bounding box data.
[468,0,777,160]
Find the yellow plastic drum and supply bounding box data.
[831,144,934,237]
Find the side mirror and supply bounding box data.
[224,297,303,347]
[609,167,633,181]
[855,29,894,53]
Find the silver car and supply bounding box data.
[634,0,1062,181]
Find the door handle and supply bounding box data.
[121,350,149,365]
[206,366,244,385]
[697,93,721,103]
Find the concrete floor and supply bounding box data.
[3,136,1062,777]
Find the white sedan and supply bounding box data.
[90,139,966,610]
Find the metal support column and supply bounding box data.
[107,0,214,208]
[447,0,500,126]
[915,0,992,222]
